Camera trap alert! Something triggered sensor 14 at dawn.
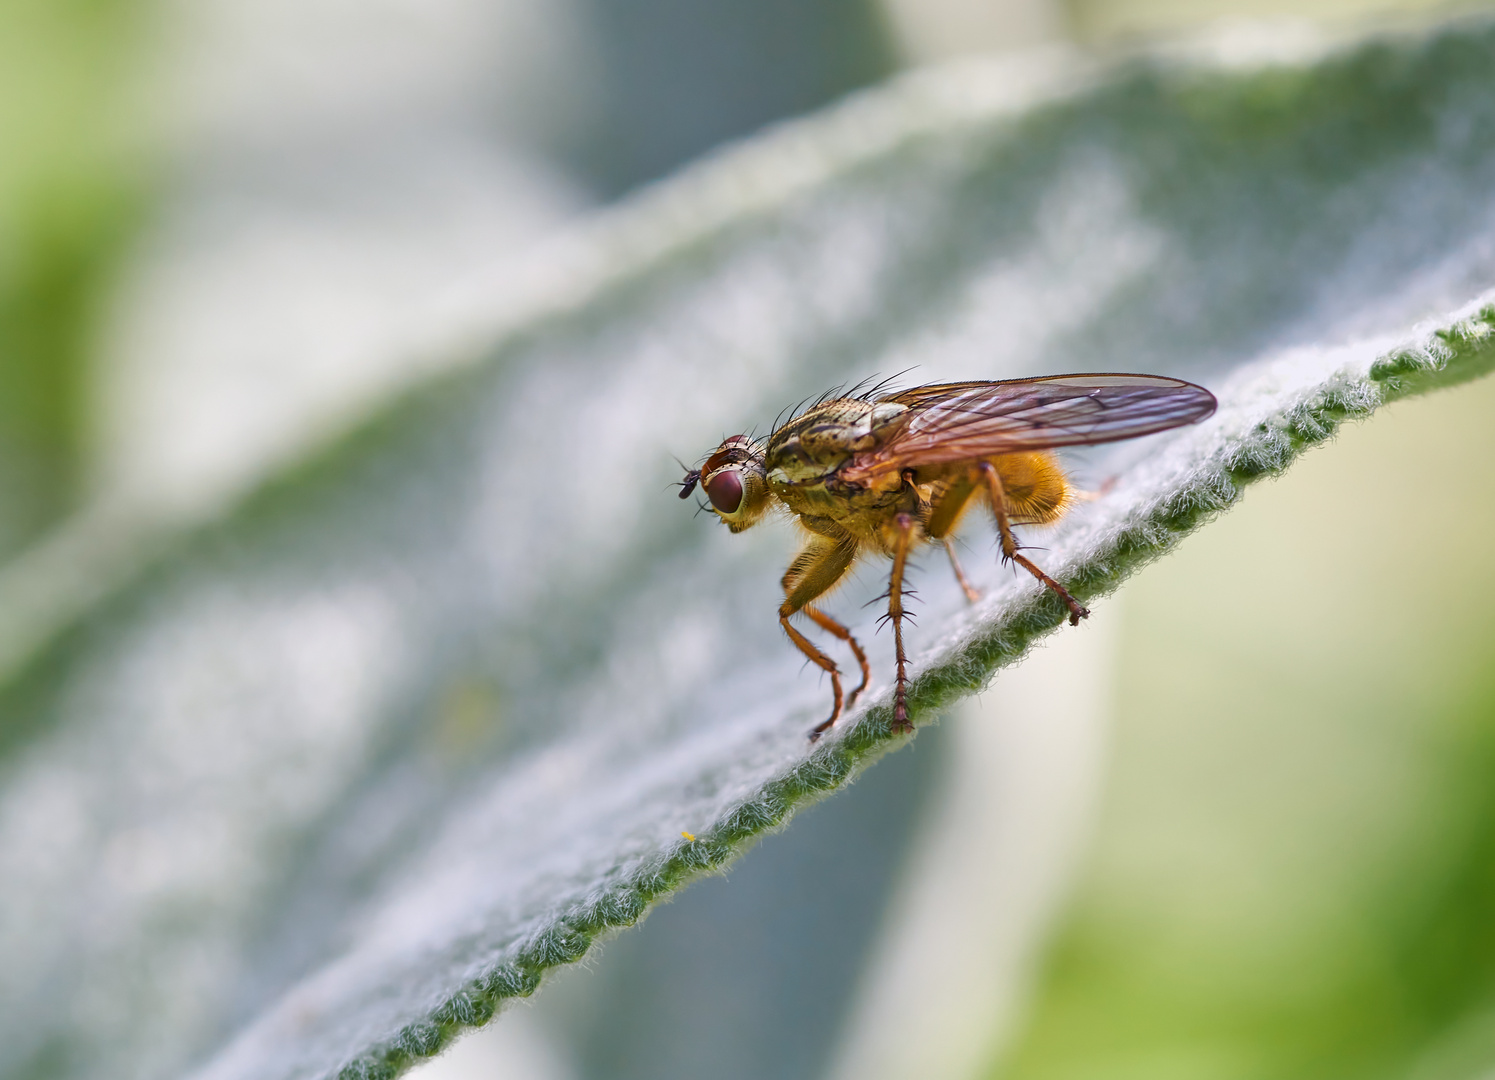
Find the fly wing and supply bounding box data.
[848,374,1216,479]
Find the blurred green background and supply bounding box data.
[3,1,1495,1078]
[0,0,146,558]
[997,370,1495,1080]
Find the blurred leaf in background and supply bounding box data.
[89,0,899,522]
[0,0,149,558]
[563,0,897,193]
[992,374,1495,1080]
[1069,0,1494,42]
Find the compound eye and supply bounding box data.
[705,469,744,515]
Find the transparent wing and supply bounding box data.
[849,374,1216,476]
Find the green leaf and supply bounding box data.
[2,17,1495,1080]
[0,0,150,556]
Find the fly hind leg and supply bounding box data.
[780,533,861,740]
[978,461,1089,626]
[941,540,981,604]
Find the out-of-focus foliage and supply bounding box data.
[1070,0,1493,41]
[0,0,148,556]
[564,0,897,193]
[993,374,1495,1080]
[85,0,898,523]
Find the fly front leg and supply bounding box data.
[780,617,844,740]
[884,512,916,735]
[780,533,860,740]
[978,461,1090,626]
[804,606,870,709]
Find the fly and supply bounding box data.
[680,374,1216,740]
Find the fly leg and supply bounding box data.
[804,606,870,709]
[780,533,860,740]
[978,461,1089,626]
[941,538,981,605]
[884,513,916,734]
[925,471,982,605]
[1068,475,1118,502]
[780,618,843,740]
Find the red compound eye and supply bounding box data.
[705,469,744,515]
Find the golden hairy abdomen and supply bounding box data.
[918,451,1070,540]
[990,451,1069,525]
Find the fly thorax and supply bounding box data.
[766,399,908,485]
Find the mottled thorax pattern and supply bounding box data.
[766,399,909,485]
